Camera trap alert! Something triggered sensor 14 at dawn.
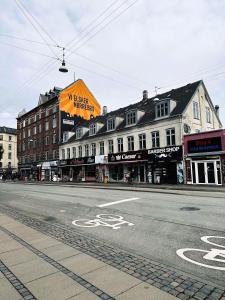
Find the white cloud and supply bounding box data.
[0,0,224,127]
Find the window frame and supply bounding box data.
[126,110,136,126]
[107,118,115,131]
[117,138,123,153]
[127,136,134,151]
[139,133,146,150]
[166,128,176,146]
[155,101,169,118]
[99,141,104,155]
[108,140,114,154]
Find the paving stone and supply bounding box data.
[0,247,37,267]
[0,277,21,300]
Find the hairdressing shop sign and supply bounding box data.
[148,146,183,161]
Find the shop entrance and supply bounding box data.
[192,160,221,185]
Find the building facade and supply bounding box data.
[59,80,222,184]
[17,87,61,180]
[184,129,225,186]
[0,126,18,175]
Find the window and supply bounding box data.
[0,135,3,140]
[8,144,12,151]
[52,105,57,113]
[166,128,176,146]
[156,102,169,118]
[8,152,12,159]
[45,151,49,160]
[152,131,160,148]
[33,140,36,148]
[126,111,136,126]
[89,123,96,136]
[72,147,76,158]
[45,121,49,131]
[127,136,134,151]
[9,136,12,141]
[53,150,57,159]
[67,148,70,159]
[45,108,49,117]
[53,116,57,128]
[206,107,211,123]
[139,134,146,150]
[117,138,123,152]
[78,145,82,157]
[107,118,115,131]
[91,143,96,156]
[108,140,114,154]
[99,142,104,155]
[53,134,57,144]
[193,102,200,119]
[85,144,89,157]
[39,124,42,133]
[28,128,31,137]
[33,126,37,135]
[61,149,65,159]
[76,127,83,139]
[45,136,49,145]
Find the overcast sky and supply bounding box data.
[0,0,225,128]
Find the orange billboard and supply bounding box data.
[60,79,101,120]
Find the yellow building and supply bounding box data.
[0,126,18,174]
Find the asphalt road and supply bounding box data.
[0,182,225,288]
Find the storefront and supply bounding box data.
[108,150,148,183]
[147,146,183,184]
[184,130,225,186]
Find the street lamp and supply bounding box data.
[59,48,68,73]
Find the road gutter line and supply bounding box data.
[98,197,139,207]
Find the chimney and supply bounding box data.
[215,105,219,117]
[103,106,107,116]
[143,90,148,100]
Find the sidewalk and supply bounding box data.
[0,213,177,300]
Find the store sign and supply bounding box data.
[95,155,108,164]
[148,146,183,161]
[63,119,74,125]
[68,156,95,165]
[108,150,148,163]
[188,137,222,153]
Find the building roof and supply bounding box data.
[0,126,17,135]
[66,80,202,144]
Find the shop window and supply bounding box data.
[156,101,169,118]
[107,118,115,131]
[67,148,70,159]
[206,107,211,123]
[78,145,82,157]
[152,131,160,148]
[108,140,114,154]
[139,134,146,150]
[126,110,136,126]
[99,142,104,155]
[166,128,176,146]
[72,147,76,158]
[193,102,200,119]
[127,136,134,151]
[91,143,96,156]
[85,144,89,157]
[61,149,65,159]
[117,138,123,152]
[89,123,96,136]
[109,165,124,181]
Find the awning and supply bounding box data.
[108,160,148,165]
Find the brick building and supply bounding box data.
[17,87,61,180]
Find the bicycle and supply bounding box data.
[72,214,134,230]
[176,236,225,270]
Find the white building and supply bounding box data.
[59,80,222,184]
[0,127,18,174]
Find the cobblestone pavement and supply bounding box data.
[0,204,225,300]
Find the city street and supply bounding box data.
[0,182,225,297]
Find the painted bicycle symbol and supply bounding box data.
[177,236,225,270]
[72,214,134,230]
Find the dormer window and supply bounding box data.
[76,127,83,139]
[156,101,169,118]
[126,110,136,126]
[107,118,115,131]
[89,123,96,136]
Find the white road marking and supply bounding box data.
[98,197,139,208]
[60,210,66,213]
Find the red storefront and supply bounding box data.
[184,129,225,186]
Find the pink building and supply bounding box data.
[184,129,225,186]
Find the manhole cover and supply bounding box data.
[180,207,200,211]
[43,216,57,222]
